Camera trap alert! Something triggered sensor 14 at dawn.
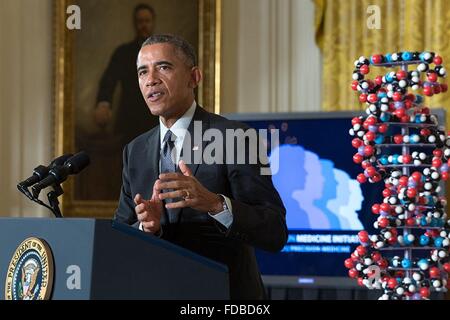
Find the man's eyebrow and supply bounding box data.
[154,60,174,67]
[137,65,147,73]
[137,61,174,72]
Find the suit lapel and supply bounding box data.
[180,105,210,177]
[146,126,160,191]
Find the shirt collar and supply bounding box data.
[159,101,197,147]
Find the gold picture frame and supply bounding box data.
[53,0,221,218]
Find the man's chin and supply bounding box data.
[147,104,165,117]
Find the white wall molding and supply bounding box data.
[221,0,322,114]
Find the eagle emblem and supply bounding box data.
[20,259,41,300]
[4,237,54,300]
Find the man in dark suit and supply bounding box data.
[114,34,287,299]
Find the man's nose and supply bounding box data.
[146,71,160,87]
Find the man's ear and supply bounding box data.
[189,67,202,89]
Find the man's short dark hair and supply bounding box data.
[133,3,156,20]
[142,34,197,67]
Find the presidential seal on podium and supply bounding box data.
[4,237,54,300]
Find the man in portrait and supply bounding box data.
[94,3,160,147]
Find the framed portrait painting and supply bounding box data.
[53,0,221,217]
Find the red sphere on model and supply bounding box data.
[344,258,354,269]
[402,154,412,164]
[366,116,377,126]
[360,65,370,75]
[371,54,383,64]
[434,55,443,65]
[396,70,407,80]
[429,267,440,278]
[352,138,363,148]
[395,108,406,119]
[372,204,380,214]
[423,86,434,96]
[367,94,378,103]
[375,75,383,85]
[352,117,362,125]
[357,173,367,183]
[443,262,450,273]
[434,85,441,94]
[433,149,443,158]
[358,231,369,243]
[371,173,382,183]
[365,131,375,141]
[361,161,372,169]
[353,153,363,164]
[394,134,403,144]
[378,124,388,133]
[356,245,367,256]
[365,165,377,176]
[399,176,409,186]
[420,287,430,298]
[411,171,422,182]
[349,268,359,278]
[393,92,403,101]
[427,71,438,82]
[387,278,397,289]
[400,115,410,123]
[421,128,431,136]
[378,218,389,228]
[380,203,391,213]
[371,252,381,261]
[407,188,417,198]
[378,259,388,269]
[432,158,442,168]
[364,145,375,156]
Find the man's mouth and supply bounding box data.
[147,91,165,102]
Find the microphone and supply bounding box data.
[17,154,73,197]
[31,151,90,198]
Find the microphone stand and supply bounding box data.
[17,183,64,218]
[47,184,64,218]
[17,151,89,217]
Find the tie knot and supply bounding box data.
[163,130,176,144]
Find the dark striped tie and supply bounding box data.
[161,130,178,223]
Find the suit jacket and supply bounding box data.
[114,105,287,299]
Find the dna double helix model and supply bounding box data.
[347,52,450,300]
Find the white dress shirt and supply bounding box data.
[140,101,233,233]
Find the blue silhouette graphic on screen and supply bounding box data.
[269,145,309,228]
[269,144,364,230]
[342,180,364,230]
[292,151,330,229]
[328,169,364,230]
[327,169,351,228]
[315,160,341,229]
